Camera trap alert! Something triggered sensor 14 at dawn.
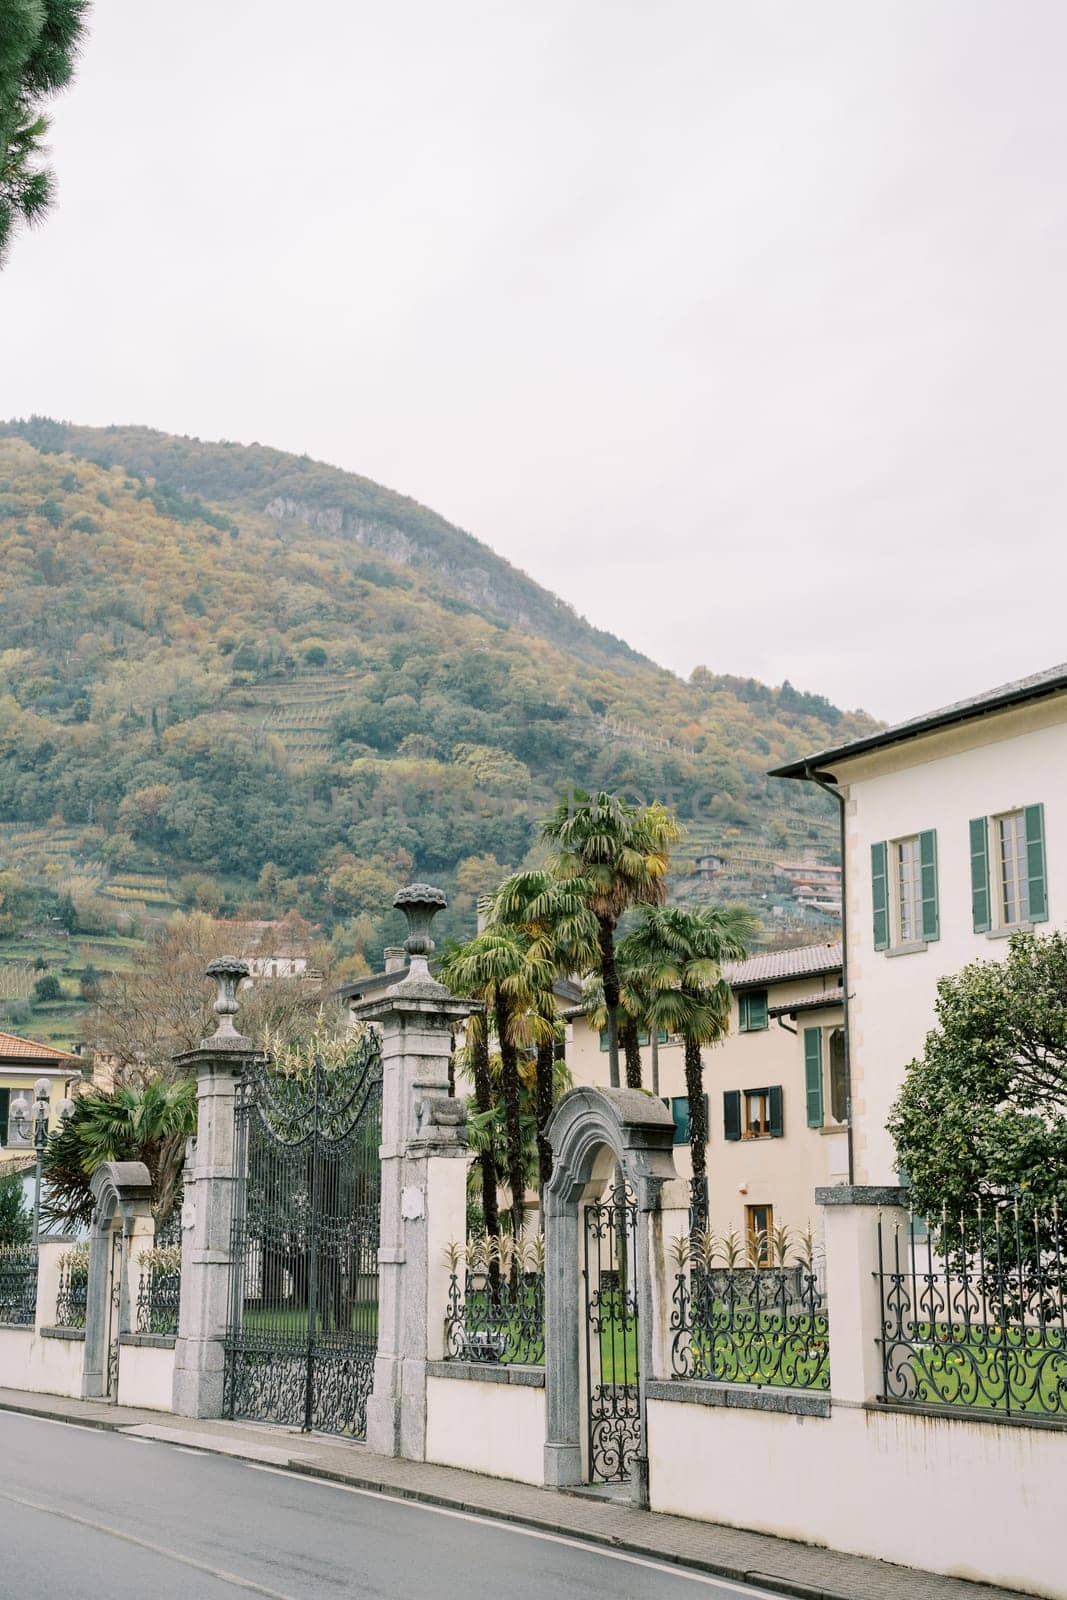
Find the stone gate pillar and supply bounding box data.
[171,958,264,1419]
[355,885,477,1461]
[816,1184,912,1406]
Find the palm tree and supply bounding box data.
[581,952,657,1092]
[623,905,751,1221]
[40,1078,197,1232]
[541,790,681,1089]
[441,926,554,1242]
[485,870,598,1196]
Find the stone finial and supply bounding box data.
[205,957,251,1044]
[392,884,447,986]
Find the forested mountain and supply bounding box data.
[0,420,875,1030]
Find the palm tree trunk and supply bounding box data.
[620,1013,642,1090]
[494,993,525,1250]
[684,1033,708,1226]
[534,1033,555,1212]
[597,915,621,1089]
[470,1019,500,1242]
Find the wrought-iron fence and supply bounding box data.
[0,1244,38,1326]
[671,1225,829,1390]
[135,1244,182,1337]
[54,1245,88,1329]
[878,1204,1067,1419]
[445,1232,545,1365]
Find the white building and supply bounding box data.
[772,661,1067,1185]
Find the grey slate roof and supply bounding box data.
[770,661,1067,779]
[768,986,845,1017]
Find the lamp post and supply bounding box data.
[10,1079,76,1244]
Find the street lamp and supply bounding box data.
[10,1080,76,1243]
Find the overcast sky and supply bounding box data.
[3,2,1065,723]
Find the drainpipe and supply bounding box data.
[805,765,855,1186]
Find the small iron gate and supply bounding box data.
[224,1030,383,1437]
[583,1175,640,1483]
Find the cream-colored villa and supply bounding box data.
[564,942,847,1239]
[773,661,1067,1186]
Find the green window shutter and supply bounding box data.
[767,1085,784,1138]
[671,1097,690,1145]
[598,1029,609,1052]
[969,817,991,933]
[871,841,889,950]
[747,989,768,1031]
[804,1028,824,1128]
[1025,804,1048,923]
[919,829,940,942]
[737,993,749,1032]
[723,1090,742,1142]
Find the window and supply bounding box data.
[970,806,1048,933]
[661,1095,708,1146]
[804,1027,848,1128]
[599,1026,668,1051]
[745,1204,774,1264]
[737,989,769,1032]
[724,1086,783,1140]
[871,831,939,951]
[894,836,922,943]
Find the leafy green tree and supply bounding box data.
[541,790,681,1088]
[41,1077,197,1231]
[623,904,750,1216]
[0,0,89,263]
[888,932,1067,1216]
[0,1171,31,1245]
[33,972,61,1001]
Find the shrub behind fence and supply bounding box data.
[671,1225,829,1391]
[445,1232,545,1365]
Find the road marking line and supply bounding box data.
[0,1486,299,1600]
[243,1463,781,1597]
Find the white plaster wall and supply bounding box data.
[117,1343,176,1410]
[0,1328,84,1397]
[425,1377,545,1484]
[841,702,1067,1182]
[648,1399,1066,1599]
[0,1327,33,1389]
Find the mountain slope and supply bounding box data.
[0,417,647,671]
[0,422,875,1034]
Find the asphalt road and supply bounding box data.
[0,1411,777,1600]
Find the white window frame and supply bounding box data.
[993,809,1030,929]
[891,834,922,946]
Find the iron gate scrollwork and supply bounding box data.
[224,1029,383,1438]
[584,1176,640,1483]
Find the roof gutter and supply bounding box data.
[802,765,855,1186]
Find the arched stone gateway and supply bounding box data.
[542,1086,684,1508]
[82,1161,155,1402]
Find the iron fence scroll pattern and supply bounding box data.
[224,1028,383,1438]
[444,1232,545,1365]
[878,1204,1067,1419]
[671,1225,829,1391]
[584,1177,641,1484]
[136,1245,182,1337]
[54,1245,88,1329]
[0,1244,37,1326]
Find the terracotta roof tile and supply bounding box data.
[725,942,843,989]
[768,986,845,1016]
[0,1030,81,1064]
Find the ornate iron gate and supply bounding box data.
[224,1030,382,1437]
[583,1175,640,1483]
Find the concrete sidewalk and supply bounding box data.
[0,1388,1026,1600]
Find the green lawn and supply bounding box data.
[900,1323,1067,1417]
